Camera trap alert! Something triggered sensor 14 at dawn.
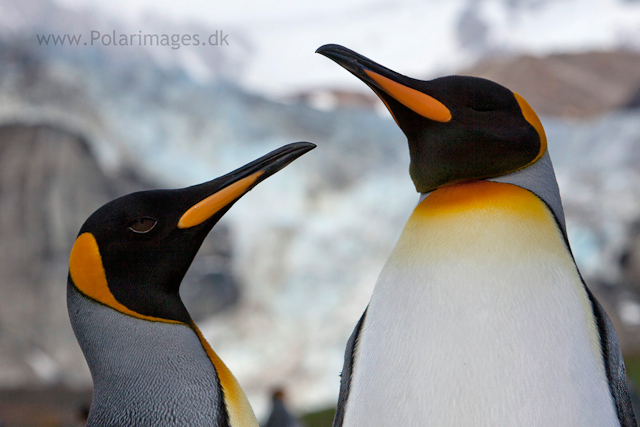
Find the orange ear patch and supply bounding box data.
[514,93,547,163]
[69,232,181,324]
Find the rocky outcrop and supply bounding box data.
[0,124,113,387]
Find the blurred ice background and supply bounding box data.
[1,0,640,425]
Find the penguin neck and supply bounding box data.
[488,150,567,234]
[418,151,567,235]
[406,180,573,270]
[67,284,258,427]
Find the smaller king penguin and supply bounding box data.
[67,142,315,426]
[317,44,637,427]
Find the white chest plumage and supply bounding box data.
[344,181,619,427]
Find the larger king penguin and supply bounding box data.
[317,44,637,426]
[67,142,314,426]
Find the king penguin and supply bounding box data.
[317,44,637,427]
[67,142,315,426]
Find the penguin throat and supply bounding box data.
[69,233,185,324]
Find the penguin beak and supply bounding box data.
[177,142,316,229]
[316,44,451,123]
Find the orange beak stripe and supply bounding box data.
[178,171,263,229]
[364,69,452,123]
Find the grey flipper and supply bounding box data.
[333,308,368,427]
[585,287,638,427]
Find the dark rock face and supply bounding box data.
[0,124,113,386]
[0,123,238,386]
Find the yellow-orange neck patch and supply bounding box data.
[192,325,258,427]
[391,180,567,268]
[514,92,547,164]
[414,180,548,221]
[69,232,182,324]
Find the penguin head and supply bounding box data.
[68,142,315,325]
[316,44,546,193]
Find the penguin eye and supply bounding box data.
[128,217,157,234]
